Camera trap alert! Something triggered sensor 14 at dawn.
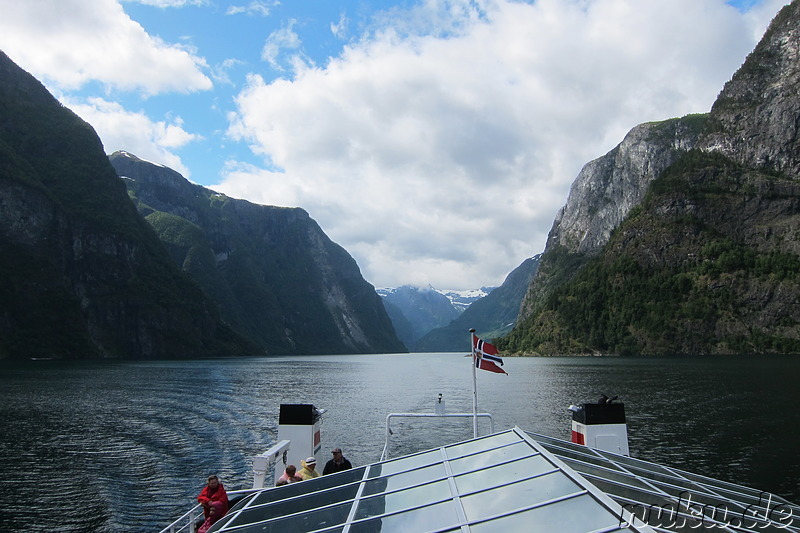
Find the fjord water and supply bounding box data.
[3,354,799,532]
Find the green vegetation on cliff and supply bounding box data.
[0,51,256,359]
[115,152,405,355]
[502,2,800,356]
[501,151,800,355]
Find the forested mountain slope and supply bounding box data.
[111,151,405,355]
[0,51,255,359]
[502,1,800,355]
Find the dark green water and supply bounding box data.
[2,354,798,532]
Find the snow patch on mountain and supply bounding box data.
[376,285,495,313]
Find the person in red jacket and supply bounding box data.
[197,475,229,519]
[197,500,227,533]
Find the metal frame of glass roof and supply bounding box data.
[204,428,798,533]
[532,432,800,533]
[207,428,656,533]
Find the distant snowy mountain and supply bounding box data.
[438,288,494,313]
[416,255,541,352]
[377,285,495,350]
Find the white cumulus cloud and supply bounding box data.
[331,13,349,39]
[0,0,212,95]
[226,1,277,17]
[125,0,206,6]
[64,97,199,177]
[262,20,305,71]
[218,0,785,289]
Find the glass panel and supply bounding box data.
[692,483,787,508]
[581,476,671,508]
[368,450,441,478]
[559,456,655,491]
[348,500,461,533]
[538,437,600,455]
[207,511,235,531]
[646,478,722,502]
[678,469,791,503]
[468,494,621,533]
[448,442,536,475]
[453,455,555,494]
[536,434,610,458]
[362,463,447,496]
[595,452,674,477]
[228,492,256,511]
[229,484,358,525]
[606,489,798,532]
[355,480,451,519]
[460,472,581,520]
[250,467,365,505]
[546,444,624,471]
[444,431,520,459]
[525,432,563,446]
[227,501,352,533]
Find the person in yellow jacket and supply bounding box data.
[298,457,321,480]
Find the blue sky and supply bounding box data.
[0,0,790,290]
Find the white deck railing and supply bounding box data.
[158,488,259,533]
[381,411,494,461]
[159,439,293,533]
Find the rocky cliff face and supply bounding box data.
[507,1,800,355]
[518,114,707,321]
[0,51,255,359]
[700,3,800,176]
[549,116,707,256]
[111,151,405,355]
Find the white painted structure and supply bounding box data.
[569,399,630,456]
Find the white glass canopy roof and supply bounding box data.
[207,428,798,533]
[534,432,799,533]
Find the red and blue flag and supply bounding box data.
[472,335,507,375]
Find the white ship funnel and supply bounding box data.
[569,395,629,456]
[276,404,325,484]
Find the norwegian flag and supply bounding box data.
[472,335,507,375]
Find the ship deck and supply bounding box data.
[201,427,799,532]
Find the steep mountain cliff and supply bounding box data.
[416,255,540,352]
[111,151,405,355]
[699,3,800,176]
[503,1,800,355]
[0,51,256,359]
[516,115,708,322]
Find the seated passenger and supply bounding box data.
[297,457,320,480]
[197,501,226,533]
[323,447,353,475]
[197,475,229,519]
[276,464,302,486]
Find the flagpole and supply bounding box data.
[469,328,477,438]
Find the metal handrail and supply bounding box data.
[159,502,203,533]
[252,439,291,489]
[160,439,294,532]
[381,412,494,461]
[158,488,261,533]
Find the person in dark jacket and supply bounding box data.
[323,448,352,475]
